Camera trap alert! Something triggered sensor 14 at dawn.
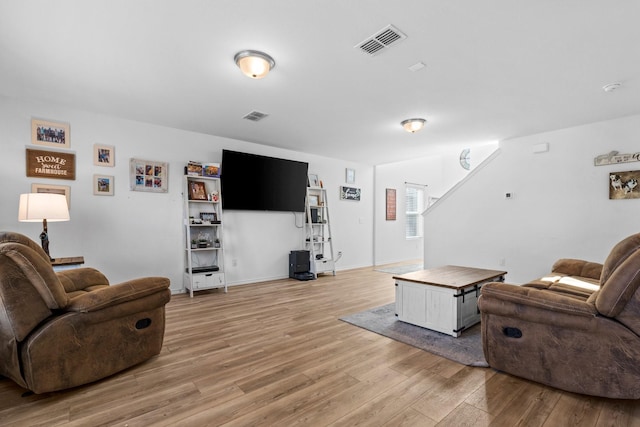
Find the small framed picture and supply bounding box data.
[308,195,319,206]
[202,163,221,177]
[31,118,70,149]
[340,186,361,201]
[308,173,319,187]
[188,181,207,200]
[346,168,355,184]
[94,174,114,196]
[93,144,115,167]
[31,183,71,208]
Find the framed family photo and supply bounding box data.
[94,174,114,196]
[93,144,115,167]
[31,118,70,149]
[129,158,168,193]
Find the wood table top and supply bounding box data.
[393,265,507,290]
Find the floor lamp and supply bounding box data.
[18,193,70,261]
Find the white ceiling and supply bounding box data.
[1,1,639,165]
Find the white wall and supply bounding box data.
[0,95,373,293]
[374,144,498,265]
[424,113,640,283]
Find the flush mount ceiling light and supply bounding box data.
[603,82,621,92]
[234,50,276,79]
[401,118,426,133]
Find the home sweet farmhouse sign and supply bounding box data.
[26,148,76,180]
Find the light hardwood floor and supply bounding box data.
[1,265,640,426]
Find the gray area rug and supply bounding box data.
[375,264,423,275]
[339,303,488,367]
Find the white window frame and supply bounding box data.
[405,184,424,239]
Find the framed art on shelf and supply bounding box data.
[94,174,114,196]
[31,118,70,149]
[308,174,319,187]
[93,144,115,167]
[188,181,207,200]
[31,183,71,208]
[129,158,168,193]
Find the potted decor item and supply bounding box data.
[214,238,221,248]
[191,239,197,249]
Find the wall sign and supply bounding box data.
[595,151,640,166]
[340,186,361,201]
[26,148,76,180]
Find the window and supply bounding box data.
[405,185,424,239]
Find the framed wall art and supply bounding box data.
[94,174,114,196]
[31,183,71,208]
[129,158,168,193]
[340,186,361,201]
[26,148,76,180]
[346,168,355,184]
[31,118,70,149]
[609,170,640,199]
[386,188,396,220]
[93,144,115,167]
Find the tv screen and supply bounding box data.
[221,150,309,212]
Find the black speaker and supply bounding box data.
[289,250,310,278]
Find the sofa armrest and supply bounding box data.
[479,282,598,319]
[57,267,110,293]
[551,258,603,280]
[66,277,170,313]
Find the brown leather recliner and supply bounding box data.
[478,233,640,399]
[0,231,171,394]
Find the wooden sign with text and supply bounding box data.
[26,148,76,180]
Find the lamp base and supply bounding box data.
[40,219,52,261]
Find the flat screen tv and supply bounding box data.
[221,149,309,212]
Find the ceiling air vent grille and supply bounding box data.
[355,25,407,56]
[243,110,269,122]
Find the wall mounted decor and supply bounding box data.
[386,188,396,220]
[609,170,640,199]
[346,168,355,184]
[93,144,115,167]
[31,118,70,149]
[129,158,168,193]
[595,151,640,166]
[340,186,361,201]
[26,148,76,180]
[31,183,71,208]
[94,174,114,196]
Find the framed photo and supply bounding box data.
[26,148,76,180]
[346,168,355,184]
[308,173,319,187]
[129,158,168,193]
[308,195,319,206]
[340,186,361,201]
[94,174,114,196]
[386,188,396,220]
[31,183,71,208]
[609,170,640,199]
[202,163,221,177]
[188,181,207,200]
[31,118,70,149]
[199,212,217,223]
[187,161,202,176]
[93,144,115,167]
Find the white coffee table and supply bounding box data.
[394,265,506,337]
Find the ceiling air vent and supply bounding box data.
[355,24,407,56]
[242,110,269,122]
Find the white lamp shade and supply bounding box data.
[18,193,70,222]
